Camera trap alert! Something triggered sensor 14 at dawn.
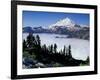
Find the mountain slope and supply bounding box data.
[23,27,33,33]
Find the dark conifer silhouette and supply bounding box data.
[68,45,72,58]
[26,33,34,55]
[23,39,27,51]
[86,56,90,65]
[54,43,57,54]
[50,45,53,53]
[63,45,66,55]
[36,35,41,46]
[26,33,33,47]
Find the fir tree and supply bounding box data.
[63,45,66,55]
[54,43,57,54]
[26,33,34,48]
[23,39,27,51]
[50,45,53,53]
[42,44,47,52]
[68,45,72,58]
[36,35,41,46]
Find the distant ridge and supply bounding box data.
[23,17,89,40]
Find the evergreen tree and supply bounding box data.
[48,45,53,54]
[65,47,68,56]
[36,35,41,46]
[23,39,27,51]
[42,44,47,52]
[60,49,63,54]
[54,43,57,54]
[26,33,34,48]
[68,45,72,58]
[48,45,51,52]
[86,56,90,65]
[32,35,36,46]
[35,35,41,55]
[26,33,36,55]
[50,45,53,53]
[63,45,66,55]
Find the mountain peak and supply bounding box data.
[61,17,72,23]
[49,17,75,29]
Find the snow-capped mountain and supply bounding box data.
[49,17,87,31]
[49,17,75,29]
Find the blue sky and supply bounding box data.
[23,11,90,28]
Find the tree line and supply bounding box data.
[23,33,89,67]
